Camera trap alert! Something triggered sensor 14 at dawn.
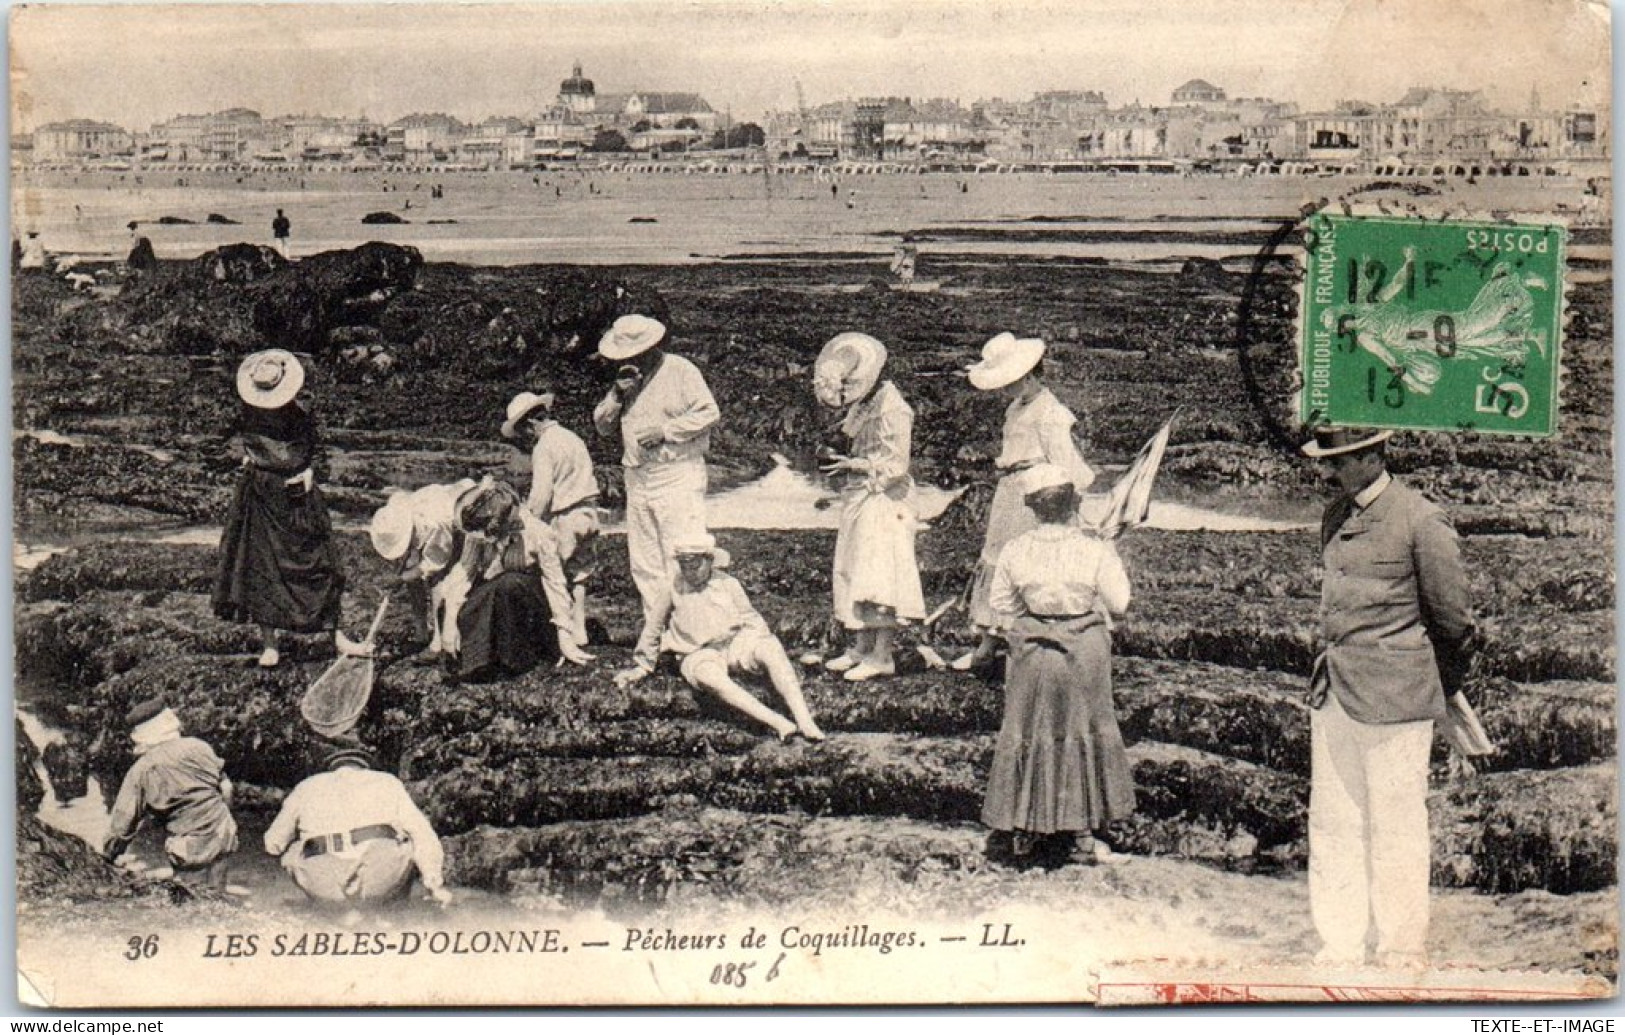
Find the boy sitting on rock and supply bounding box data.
[614,534,825,742]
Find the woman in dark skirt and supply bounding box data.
[448,479,575,682]
[213,349,357,668]
[982,462,1136,866]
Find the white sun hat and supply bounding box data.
[598,314,668,361]
[967,332,1045,391]
[501,391,554,439]
[367,492,416,561]
[813,332,888,408]
[236,349,305,409]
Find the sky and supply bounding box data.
[7,0,1613,133]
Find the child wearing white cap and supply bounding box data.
[615,533,825,742]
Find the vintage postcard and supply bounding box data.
[9,0,1615,1009]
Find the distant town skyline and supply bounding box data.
[11,0,1611,134]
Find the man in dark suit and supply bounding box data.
[1302,428,1476,969]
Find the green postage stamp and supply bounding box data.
[1299,212,1566,436]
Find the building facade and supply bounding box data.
[32,119,134,161]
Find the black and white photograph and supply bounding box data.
[8,0,1616,1008]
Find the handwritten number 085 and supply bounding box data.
[124,934,159,961]
[711,961,755,988]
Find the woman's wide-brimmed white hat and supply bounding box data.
[599,314,668,361]
[368,492,416,561]
[501,391,554,439]
[813,332,888,408]
[236,349,305,409]
[1300,427,1393,458]
[967,333,1045,391]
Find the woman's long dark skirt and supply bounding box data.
[981,614,1136,834]
[213,467,343,633]
[453,570,559,682]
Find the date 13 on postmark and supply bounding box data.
[1299,212,1565,436]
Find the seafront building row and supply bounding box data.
[18,68,1610,174]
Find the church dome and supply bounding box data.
[561,62,595,97]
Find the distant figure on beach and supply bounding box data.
[593,315,720,631]
[955,333,1095,672]
[20,231,46,270]
[213,350,363,669]
[814,332,925,682]
[890,242,918,284]
[271,208,291,258]
[831,183,839,199]
[104,698,238,892]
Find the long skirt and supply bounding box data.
[982,615,1136,834]
[832,486,926,629]
[968,473,1040,629]
[453,570,558,682]
[213,467,343,633]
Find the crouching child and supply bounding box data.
[104,698,239,891]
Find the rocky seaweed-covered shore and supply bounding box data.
[11,235,1616,975]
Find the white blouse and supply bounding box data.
[995,387,1095,492]
[989,524,1131,624]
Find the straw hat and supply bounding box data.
[598,314,667,360]
[236,349,305,409]
[501,391,554,439]
[813,332,887,408]
[1018,462,1074,497]
[672,532,730,568]
[967,333,1045,391]
[368,493,416,561]
[1300,428,1393,458]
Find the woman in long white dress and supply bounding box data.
[814,332,927,682]
[955,333,1095,671]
